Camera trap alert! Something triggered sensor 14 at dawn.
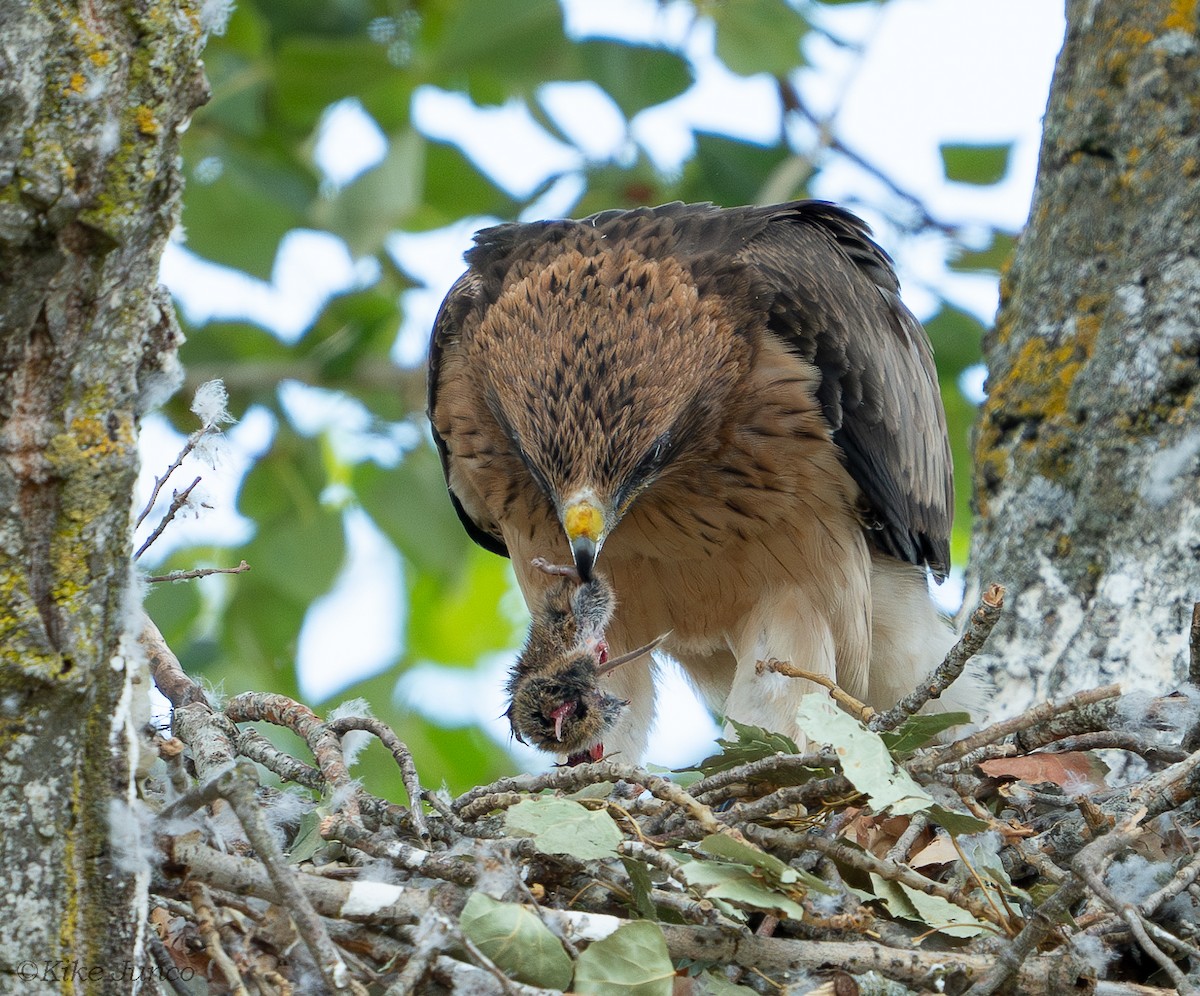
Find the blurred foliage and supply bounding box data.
[147,0,1018,796]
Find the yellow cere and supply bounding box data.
[564,500,605,542]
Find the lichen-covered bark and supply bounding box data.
[967,0,1200,715]
[0,1,206,987]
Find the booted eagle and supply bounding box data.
[428,200,957,759]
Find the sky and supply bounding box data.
[147,0,1067,769]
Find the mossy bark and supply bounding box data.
[968,0,1200,714]
[0,1,206,987]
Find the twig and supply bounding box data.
[1073,858,1194,992]
[1037,731,1187,766]
[909,684,1123,776]
[964,820,1145,996]
[1185,601,1200,751]
[225,692,362,824]
[871,584,1004,732]
[1190,602,1200,687]
[1140,850,1200,918]
[187,881,248,996]
[137,430,206,528]
[321,816,476,887]
[147,560,250,584]
[327,715,428,841]
[235,727,324,790]
[216,764,364,993]
[454,761,723,835]
[743,826,1002,927]
[776,76,959,236]
[139,612,209,709]
[688,749,841,801]
[761,658,872,720]
[134,475,201,560]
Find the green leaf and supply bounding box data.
[577,41,693,119]
[927,805,990,836]
[274,37,410,133]
[504,798,623,859]
[939,142,1013,185]
[698,833,835,896]
[180,131,316,279]
[880,712,972,758]
[699,834,795,884]
[287,809,324,863]
[684,718,801,776]
[404,546,521,666]
[710,0,808,77]
[794,694,933,815]
[354,443,475,584]
[460,894,574,990]
[927,305,985,383]
[681,132,792,207]
[621,857,658,921]
[431,0,572,97]
[949,231,1017,273]
[572,921,674,996]
[869,873,992,938]
[700,976,759,995]
[678,858,806,920]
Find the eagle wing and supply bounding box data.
[735,201,953,576]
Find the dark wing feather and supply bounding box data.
[736,202,953,576]
[427,270,509,558]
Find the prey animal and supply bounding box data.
[505,559,664,763]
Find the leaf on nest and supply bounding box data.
[287,810,324,864]
[683,719,801,776]
[698,833,835,895]
[698,973,760,994]
[504,797,623,860]
[880,712,972,757]
[927,804,990,836]
[571,921,675,995]
[979,751,1110,793]
[795,694,933,815]
[676,854,807,920]
[868,873,992,938]
[460,893,574,990]
[621,857,657,921]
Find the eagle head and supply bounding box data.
[473,245,755,579]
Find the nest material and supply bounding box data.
[138,590,1200,995]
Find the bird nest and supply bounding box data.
[137,586,1200,995]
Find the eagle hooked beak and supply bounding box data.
[562,493,607,581]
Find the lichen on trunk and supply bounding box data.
[0,0,207,980]
[968,0,1200,715]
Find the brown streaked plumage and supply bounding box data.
[429,200,966,759]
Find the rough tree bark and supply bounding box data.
[967,0,1200,715]
[0,1,206,988]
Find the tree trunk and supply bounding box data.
[0,2,206,988]
[967,0,1200,714]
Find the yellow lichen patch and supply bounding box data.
[69,414,132,458]
[67,72,87,94]
[88,49,111,67]
[134,105,160,136]
[1164,0,1198,32]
